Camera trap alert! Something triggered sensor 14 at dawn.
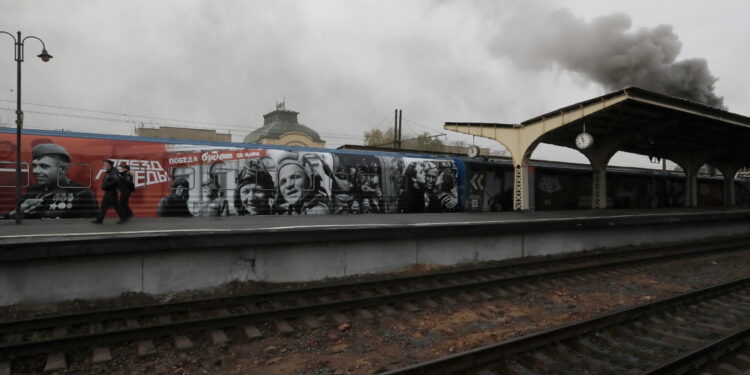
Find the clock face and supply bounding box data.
[468,145,480,158]
[575,132,593,149]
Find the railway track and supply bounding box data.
[378,275,750,375]
[1,236,750,373]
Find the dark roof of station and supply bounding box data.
[450,87,750,168]
[522,87,749,126]
[535,87,750,166]
[243,107,323,144]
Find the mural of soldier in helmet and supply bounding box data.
[234,159,275,215]
[271,151,331,215]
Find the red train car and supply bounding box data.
[0,128,461,219]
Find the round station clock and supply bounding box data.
[575,132,594,150]
[467,145,480,158]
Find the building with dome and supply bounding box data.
[243,102,325,148]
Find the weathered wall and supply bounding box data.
[1,214,748,306]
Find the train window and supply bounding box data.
[169,167,195,189]
[0,161,29,188]
[59,163,92,188]
[201,161,238,190]
[303,153,324,166]
[208,164,235,190]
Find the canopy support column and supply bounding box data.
[591,168,606,209]
[714,162,740,207]
[671,152,711,208]
[507,140,539,211]
[582,139,620,209]
[512,161,528,211]
[724,171,737,207]
[444,123,543,212]
[685,168,698,207]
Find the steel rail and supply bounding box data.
[3,235,747,336]
[1,236,749,362]
[376,277,750,374]
[642,326,750,374]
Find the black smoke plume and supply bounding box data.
[487,9,725,109]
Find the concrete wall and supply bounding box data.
[1,216,748,306]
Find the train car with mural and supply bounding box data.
[1,128,748,220]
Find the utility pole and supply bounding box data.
[0,30,53,224]
[393,109,399,149]
[393,109,403,150]
[397,109,402,150]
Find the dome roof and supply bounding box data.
[243,107,323,144]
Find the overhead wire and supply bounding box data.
[401,118,446,142]
[0,99,453,147]
[370,110,395,132]
[0,99,484,151]
[0,101,375,142]
[401,115,491,146]
[0,102,492,152]
[402,117,439,133]
[0,99,368,139]
[363,112,447,148]
[0,99,243,129]
[0,108,366,142]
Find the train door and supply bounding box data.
[463,160,513,212]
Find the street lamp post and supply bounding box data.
[0,30,52,224]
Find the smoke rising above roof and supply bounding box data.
[486,8,725,109]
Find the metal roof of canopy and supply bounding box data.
[445,87,750,211]
[446,87,750,167]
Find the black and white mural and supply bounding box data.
[157,145,459,217]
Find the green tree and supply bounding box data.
[403,132,445,152]
[363,127,396,148]
[363,127,446,152]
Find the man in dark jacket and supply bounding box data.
[397,161,427,213]
[117,162,135,220]
[92,159,127,223]
[157,177,192,217]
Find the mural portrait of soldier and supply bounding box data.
[272,151,331,215]
[0,141,15,161]
[234,160,275,216]
[158,174,193,217]
[6,143,98,219]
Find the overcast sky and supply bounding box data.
[1,1,748,167]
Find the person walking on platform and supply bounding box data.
[117,162,135,220]
[92,159,127,224]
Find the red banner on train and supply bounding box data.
[0,133,172,218]
[166,149,267,167]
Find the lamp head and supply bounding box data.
[37,49,52,62]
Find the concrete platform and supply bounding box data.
[1,208,749,306]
